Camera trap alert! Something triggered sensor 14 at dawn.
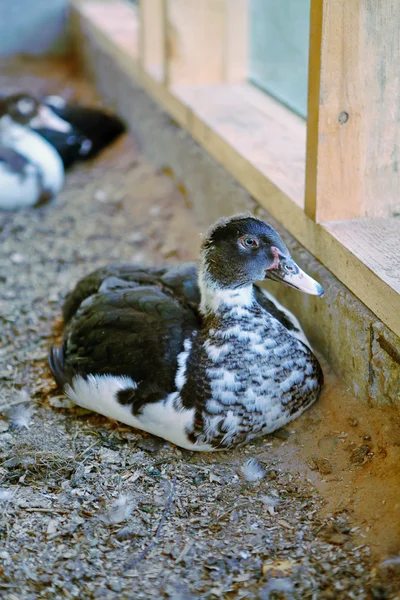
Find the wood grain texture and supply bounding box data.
[224,0,248,83]
[174,83,306,207]
[324,219,400,296]
[139,0,165,82]
[78,0,139,55]
[165,0,248,85]
[323,218,400,337]
[306,0,400,222]
[165,0,226,85]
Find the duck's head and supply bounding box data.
[0,93,71,132]
[201,214,324,297]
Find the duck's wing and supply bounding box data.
[46,103,126,158]
[0,146,31,174]
[253,285,311,348]
[62,262,200,324]
[50,282,200,394]
[32,128,84,170]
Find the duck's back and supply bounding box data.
[48,103,126,158]
[61,263,305,339]
[51,264,201,394]
[62,263,201,324]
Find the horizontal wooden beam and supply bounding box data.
[174,83,306,207]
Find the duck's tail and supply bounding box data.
[48,344,71,389]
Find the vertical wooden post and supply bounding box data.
[164,0,226,85]
[139,0,166,82]
[305,0,400,222]
[164,0,248,86]
[224,0,248,83]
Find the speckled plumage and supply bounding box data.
[49,215,324,450]
[180,298,321,448]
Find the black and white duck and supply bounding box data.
[1,92,126,170]
[49,215,324,451]
[0,94,66,210]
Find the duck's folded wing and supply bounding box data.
[54,284,199,392]
[46,104,126,158]
[62,262,200,324]
[32,128,84,169]
[62,264,152,323]
[0,146,31,174]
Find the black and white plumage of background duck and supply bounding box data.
[0,94,66,210]
[49,215,325,451]
[0,92,126,170]
[38,94,126,167]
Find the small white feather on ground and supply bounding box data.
[8,401,33,430]
[0,388,31,413]
[0,489,14,502]
[104,495,134,524]
[260,494,280,515]
[259,577,295,599]
[240,458,266,482]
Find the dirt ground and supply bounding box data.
[0,58,399,600]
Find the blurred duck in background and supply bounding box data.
[0,91,126,210]
[1,92,126,169]
[0,94,65,210]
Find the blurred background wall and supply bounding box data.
[0,0,69,56]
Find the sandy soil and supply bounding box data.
[0,58,399,600]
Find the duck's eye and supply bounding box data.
[16,99,35,116]
[241,236,259,249]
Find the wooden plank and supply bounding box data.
[71,0,400,339]
[224,0,249,83]
[306,0,400,222]
[78,0,139,56]
[174,83,306,207]
[304,0,323,222]
[140,0,248,84]
[165,0,226,85]
[322,219,400,336]
[139,0,165,82]
[75,2,188,125]
[323,219,400,296]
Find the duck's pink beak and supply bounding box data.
[265,257,324,297]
